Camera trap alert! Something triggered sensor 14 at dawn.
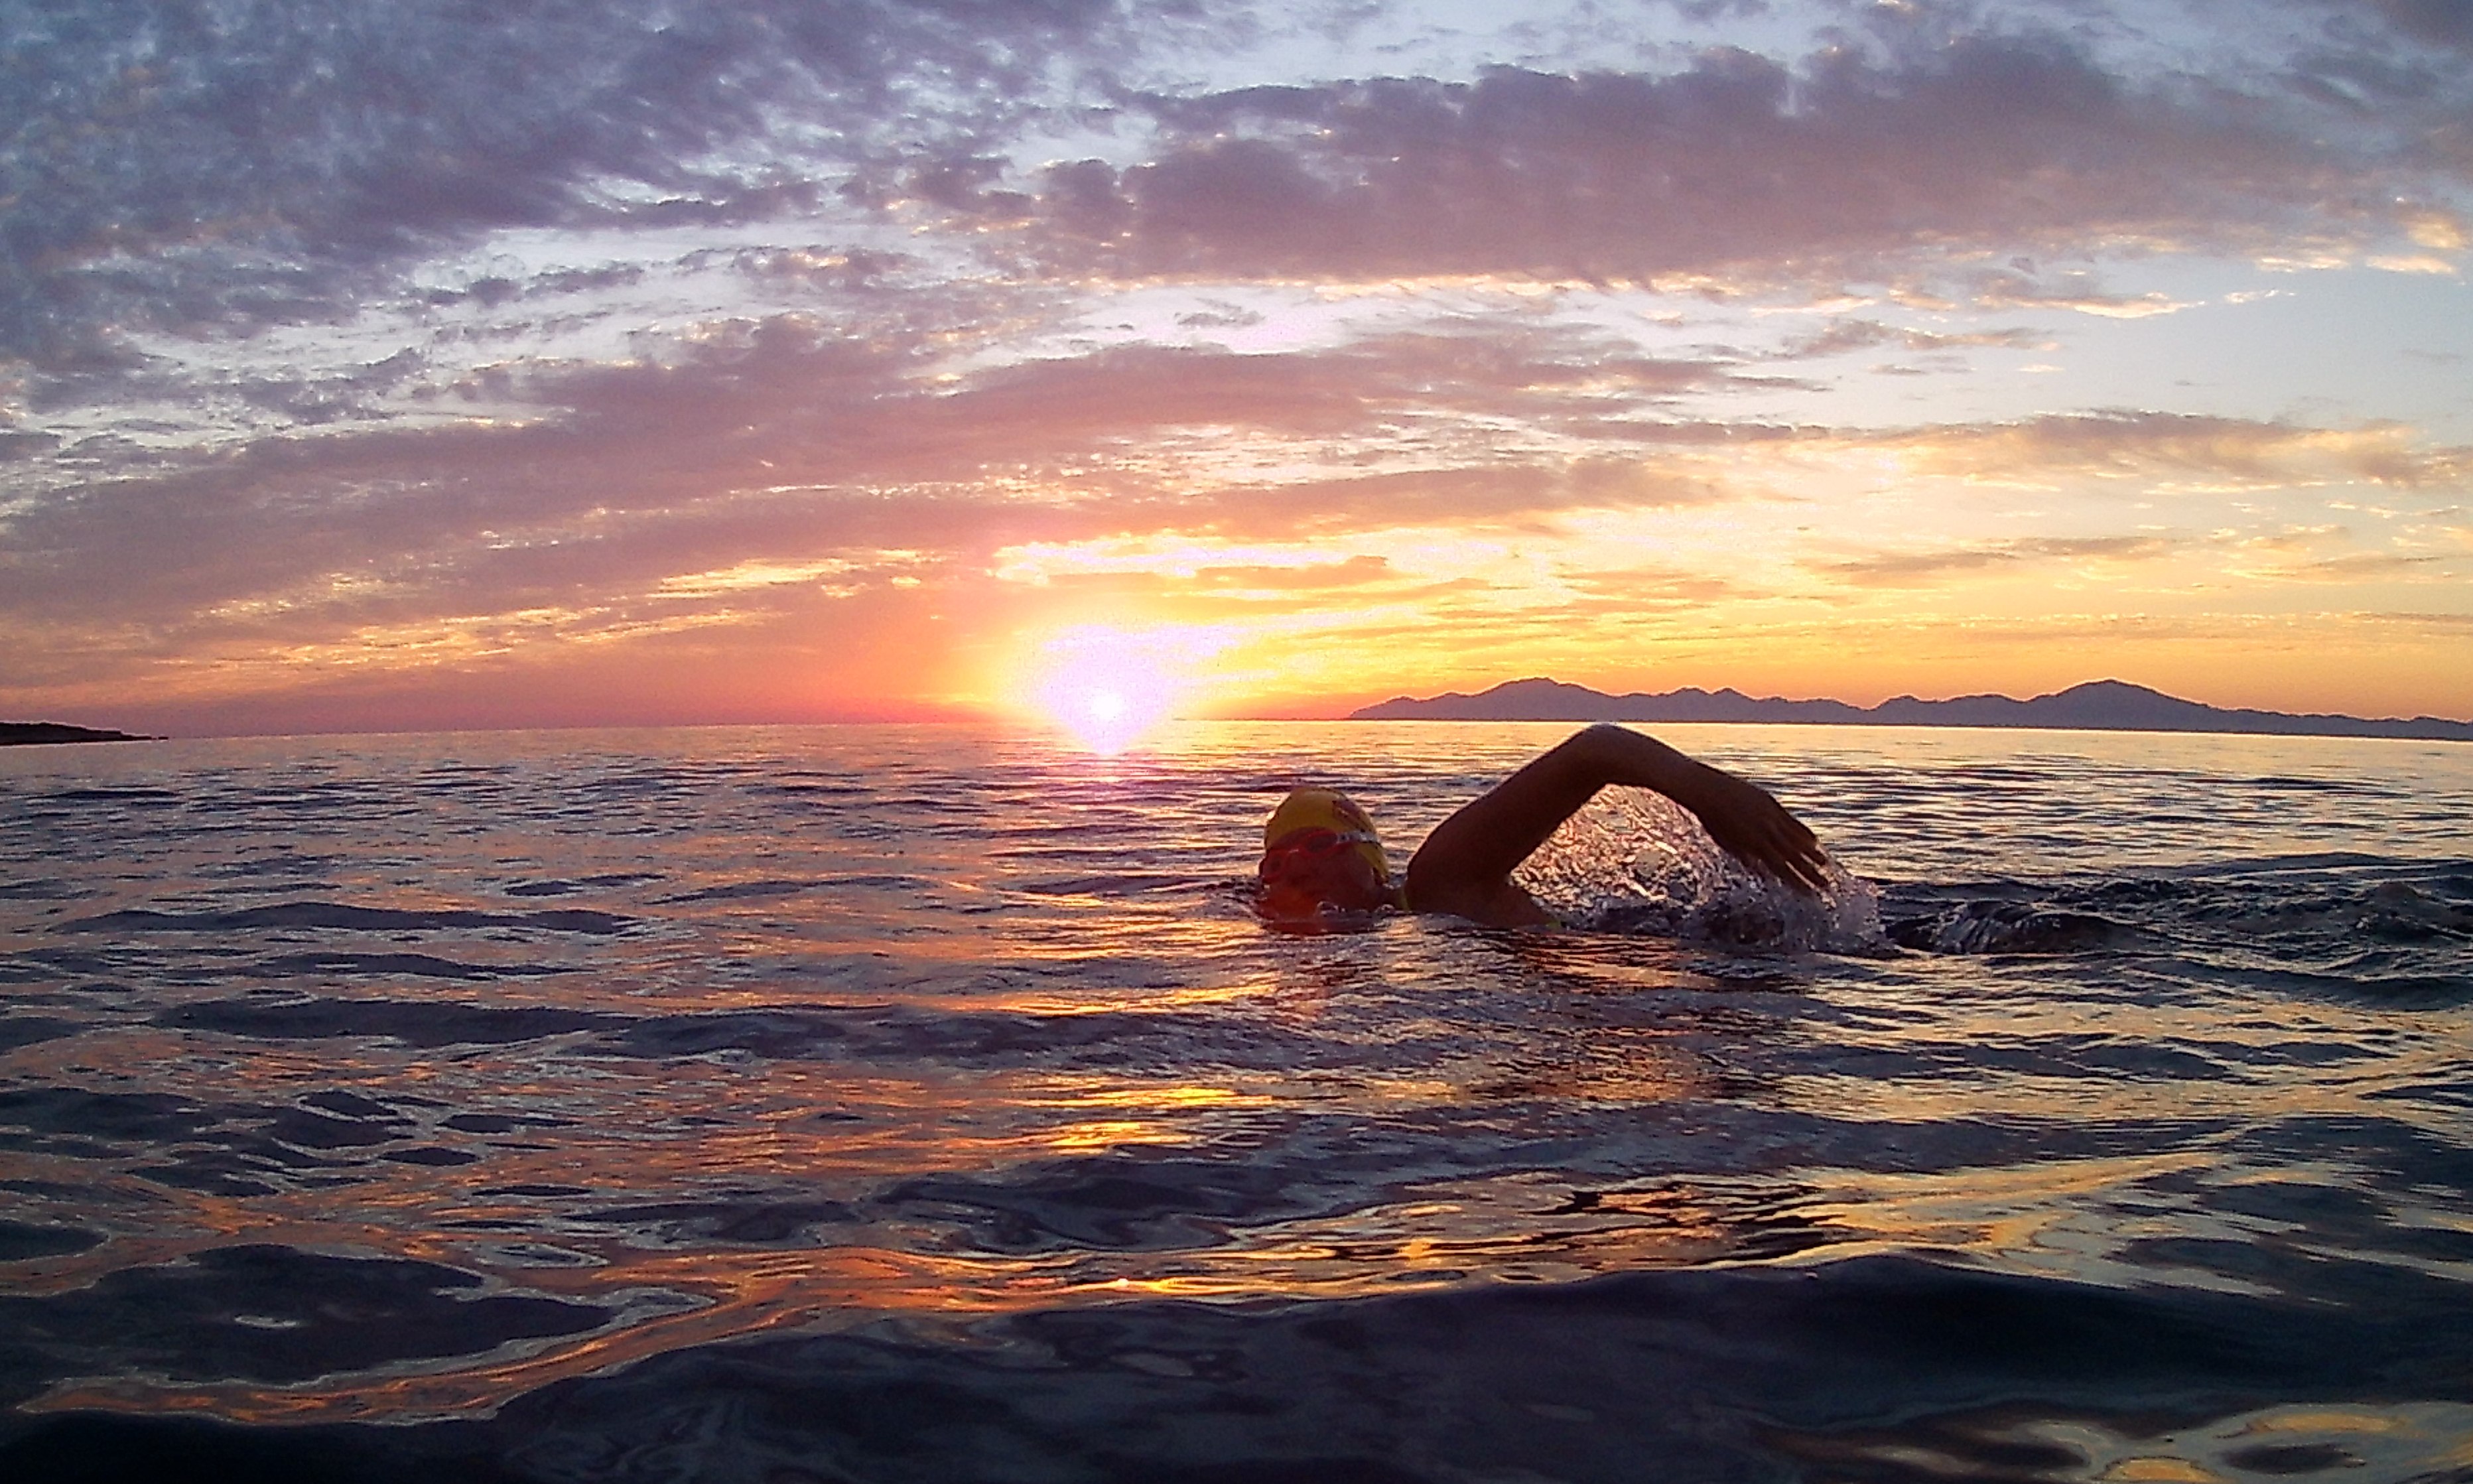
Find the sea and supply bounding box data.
[1,720,2468,1483]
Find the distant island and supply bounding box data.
[0,722,158,746]
[1350,679,2473,742]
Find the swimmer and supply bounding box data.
[1256,722,1829,929]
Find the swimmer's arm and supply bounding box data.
[1403,724,1830,924]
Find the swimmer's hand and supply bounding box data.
[1667,760,1831,894]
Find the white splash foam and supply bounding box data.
[1513,787,1884,953]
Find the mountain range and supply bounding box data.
[1349,679,2473,742]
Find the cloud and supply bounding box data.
[0,0,1134,367]
[9,2,2471,730]
[2232,549,2462,584]
[0,310,1772,699]
[2357,0,2473,52]
[1951,269,2198,318]
[34,316,2459,712]
[1884,411,2470,488]
[12,312,2455,703]
[1023,33,2456,289]
[1556,563,1751,610]
[1770,318,2047,359]
[1810,534,2182,587]
[982,546,1510,621]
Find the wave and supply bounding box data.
[159,997,622,1046]
[9,1254,2471,1481]
[1884,900,2149,954]
[55,901,634,935]
[652,874,943,904]
[1879,862,2473,990]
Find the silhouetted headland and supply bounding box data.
[1,722,158,746]
[1351,678,2473,742]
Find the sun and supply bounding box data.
[1025,624,1219,753]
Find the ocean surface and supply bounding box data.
[2,720,2469,1483]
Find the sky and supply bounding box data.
[3,0,2470,738]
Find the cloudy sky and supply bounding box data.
[5,0,2470,736]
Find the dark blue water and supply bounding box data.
[2,722,2468,1481]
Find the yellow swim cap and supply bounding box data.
[1262,787,1388,880]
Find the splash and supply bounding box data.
[1514,787,1885,953]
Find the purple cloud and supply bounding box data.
[0,0,1132,366]
[1024,34,2457,287]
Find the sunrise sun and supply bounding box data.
[1025,624,1222,753]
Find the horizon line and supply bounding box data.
[11,673,2473,744]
